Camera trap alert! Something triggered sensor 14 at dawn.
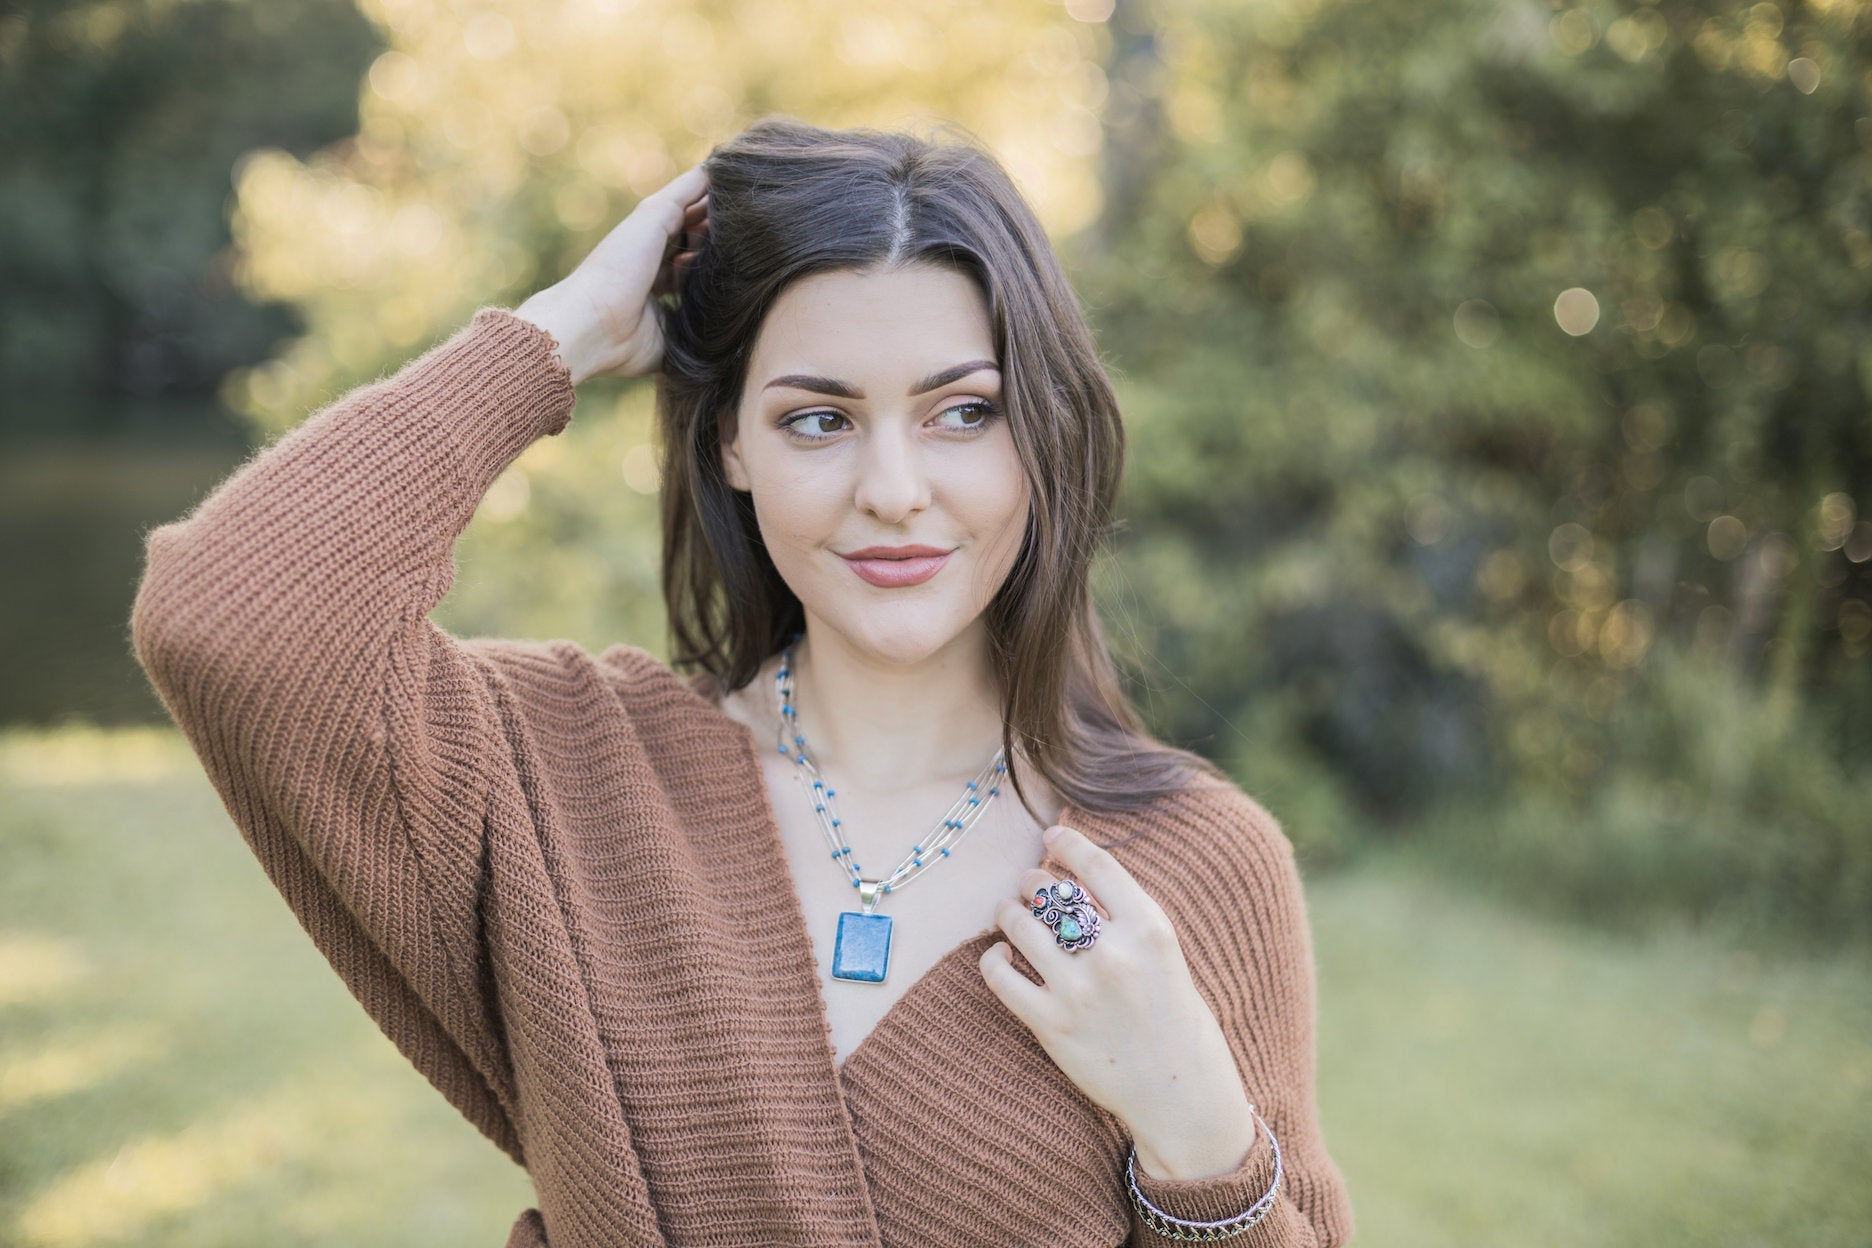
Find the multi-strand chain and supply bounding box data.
[775,641,1006,908]
[1125,1105,1284,1240]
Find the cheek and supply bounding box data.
[985,441,1031,534]
[963,445,1032,582]
[745,462,844,560]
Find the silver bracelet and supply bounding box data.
[1125,1104,1283,1241]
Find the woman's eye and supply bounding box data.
[934,400,1000,431]
[782,412,850,439]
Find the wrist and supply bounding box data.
[1130,1091,1259,1182]
[513,283,607,386]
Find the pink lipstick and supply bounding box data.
[839,544,954,588]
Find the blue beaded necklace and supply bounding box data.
[776,637,1007,984]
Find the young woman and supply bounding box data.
[132,117,1354,1247]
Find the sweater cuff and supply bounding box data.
[1128,1122,1316,1244]
[1130,1122,1276,1224]
[398,305,579,490]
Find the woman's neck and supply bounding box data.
[780,624,1006,792]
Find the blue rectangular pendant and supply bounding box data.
[831,911,892,983]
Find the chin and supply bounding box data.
[810,598,980,667]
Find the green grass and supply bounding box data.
[3,725,1868,1246]
[1309,841,1872,1245]
[0,727,534,1248]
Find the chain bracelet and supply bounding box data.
[1125,1105,1283,1241]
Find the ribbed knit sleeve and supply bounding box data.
[1122,789,1356,1248]
[127,307,578,1167]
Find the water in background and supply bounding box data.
[2,431,252,724]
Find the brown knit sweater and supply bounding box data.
[129,307,1355,1248]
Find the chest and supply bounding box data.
[755,748,1055,1071]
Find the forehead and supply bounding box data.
[749,265,996,380]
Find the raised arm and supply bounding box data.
[129,307,579,1158]
[127,165,712,1160]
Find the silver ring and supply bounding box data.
[1030,878,1102,952]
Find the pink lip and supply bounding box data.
[839,545,954,588]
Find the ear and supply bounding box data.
[720,420,751,493]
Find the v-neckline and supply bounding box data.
[693,667,1078,1086]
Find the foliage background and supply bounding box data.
[210,0,1872,943]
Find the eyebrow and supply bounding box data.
[760,360,1000,399]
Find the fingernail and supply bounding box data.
[1043,825,1062,844]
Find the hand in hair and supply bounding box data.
[514,162,711,385]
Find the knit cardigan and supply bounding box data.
[129,307,1356,1248]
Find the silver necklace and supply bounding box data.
[775,638,1006,984]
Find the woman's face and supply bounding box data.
[723,263,1030,667]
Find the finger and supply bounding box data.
[639,167,709,241]
[661,196,709,262]
[1018,868,1106,919]
[978,938,1051,1022]
[658,234,701,288]
[660,162,709,204]
[672,203,709,248]
[659,232,701,277]
[1040,827,1152,922]
[654,248,689,299]
[1016,868,1052,900]
[996,894,1069,979]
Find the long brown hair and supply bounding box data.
[654,115,1225,822]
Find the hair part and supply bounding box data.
[655,114,1226,822]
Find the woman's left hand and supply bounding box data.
[977,824,1253,1147]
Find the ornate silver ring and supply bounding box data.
[1030,877,1102,952]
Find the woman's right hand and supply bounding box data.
[514,162,711,385]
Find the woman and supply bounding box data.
[131,116,1355,1247]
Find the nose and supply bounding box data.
[851,423,932,524]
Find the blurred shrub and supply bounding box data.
[1076,0,1871,941]
[1412,642,1872,944]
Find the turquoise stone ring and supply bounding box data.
[1030,878,1102,953]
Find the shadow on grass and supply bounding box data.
[0,729,533,1248]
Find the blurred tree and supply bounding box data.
[1077,0,1871,933]
[0,0,382,436]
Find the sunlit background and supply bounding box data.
[2,0,1869,1243]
